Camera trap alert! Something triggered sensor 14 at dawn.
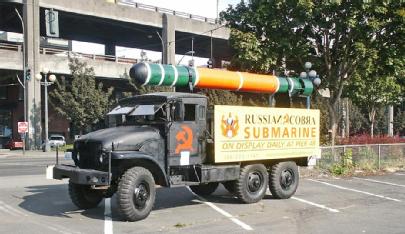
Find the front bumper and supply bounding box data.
[51,164,109,185]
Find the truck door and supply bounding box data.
[168,98,206,166]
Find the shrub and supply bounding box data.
[329,149,354,175]
[337,134,405,145]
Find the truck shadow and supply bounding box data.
[18,184,274,221]
[198,185,277,204]
[18,184,105,220]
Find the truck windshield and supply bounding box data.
[107,103,167,127]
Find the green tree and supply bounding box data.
[349,74,401,137]
[348,103,368,135]
[346,2,404,137]
[394,109,405,136]
[221,0,404,144]
[227,29,275,72]
[50,58,113,134]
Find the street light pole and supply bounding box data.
[300,62,321,109]
[35,69,55,152]
[304,62,312,109]
[44,70,49,152]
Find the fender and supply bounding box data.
[111,151,168,186]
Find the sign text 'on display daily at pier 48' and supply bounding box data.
[214,105,320,163]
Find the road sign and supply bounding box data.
[18,122,28,133]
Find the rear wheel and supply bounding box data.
[189,182,219,196]
[235,164,268,203]
[116,167,156,221]
[68,181,104,209]
[269,161,299,199]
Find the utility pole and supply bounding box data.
[216,0,219,21]
[345,98,350,138]
[388,105,394,136]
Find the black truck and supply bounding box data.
[49,92,319,221]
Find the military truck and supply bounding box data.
[48,63,320,221]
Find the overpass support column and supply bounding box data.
[24,0,42,149]
[162,14,175,65]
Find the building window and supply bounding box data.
[0,110,12,137]
[0,87,7,100]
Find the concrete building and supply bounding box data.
[0,0,230,149]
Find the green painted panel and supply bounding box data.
[161,64,176,86]
[277,77,289,93]
[300,78,314,96]
[175,66,192,87]
[147,63,163,85]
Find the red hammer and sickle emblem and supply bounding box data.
[175,125,194,154]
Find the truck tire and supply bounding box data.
[68,180,103,209]
[269,161,299,199]
[235,164,268,203]
[189,182,219,196]
[222,181,237,194]
[116,167,156,221]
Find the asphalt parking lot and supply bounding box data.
[1,152,405,234]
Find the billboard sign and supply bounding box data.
[214,105,320,163]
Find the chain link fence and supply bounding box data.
[317,143,405,171]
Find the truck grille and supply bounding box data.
[75,141,103,170]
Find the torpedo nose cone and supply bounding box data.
[129,62,149,85]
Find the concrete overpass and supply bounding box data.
[0,0,230,60]
[0,0,231,149]
[0,42,135,79]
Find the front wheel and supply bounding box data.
[235,164,268,203]
[68,181,104,209]
[269,161,299,199]
[116,167,156,221]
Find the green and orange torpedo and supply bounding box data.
[129,62,315,96]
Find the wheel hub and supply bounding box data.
[134,183,149,209]
[280,169,294,190]
[248,172,262,193]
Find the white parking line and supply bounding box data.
[187,187,253,231]
[0,200,74,234]
[308,179,401,202]
[291,197,340,213]
[0,204,19,216]
[395,173,405,176]
[0,200,27,216]
[104,198,113,234]
[353,177,405,188]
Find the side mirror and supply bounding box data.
[173,102,184,121]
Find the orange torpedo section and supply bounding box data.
[196,68,279,93]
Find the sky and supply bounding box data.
[71,0,241,66]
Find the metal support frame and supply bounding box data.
[306,96,311,109]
